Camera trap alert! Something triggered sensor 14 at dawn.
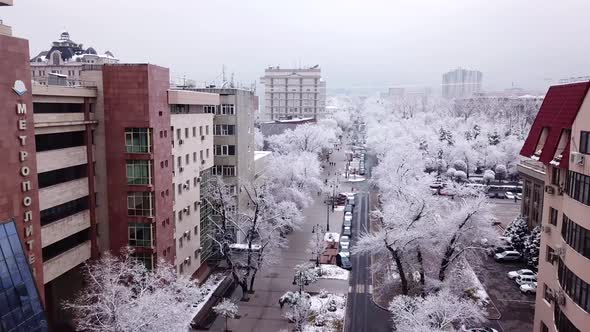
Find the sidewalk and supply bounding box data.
[205,144,352,332]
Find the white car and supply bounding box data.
[516,275,537,285]
[505,191,516,200]
[494,250,522,262]
[461,327,498,332]
[520,282,537,294]
[340,236,350,246]
[507,269,536,280]
[345,211,352,218]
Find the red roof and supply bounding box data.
[520,81,590,169]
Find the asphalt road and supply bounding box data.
[344,154,391,332]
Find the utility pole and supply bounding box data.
[326,195,330,232]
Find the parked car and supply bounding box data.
[516,275,537,285]
[340,236,350,251]
[345,211,352,219]
[345,204,353,213]
[498,236,512,244]
[507,269,536,280]
[359,168,366,175]
[488,245,515,256]
[461,327,498,332]
[494,250,522,262]
[516,193,522,200]
[520,282,537,294]
[342,226,352,237]
[336,253,352,270]
[343,218,352,227]
[505,191,516,200]
[347,197,355,206]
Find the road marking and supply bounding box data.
[356,284,365,293]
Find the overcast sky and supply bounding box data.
[5,0,590,93]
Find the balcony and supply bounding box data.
[41,210,91,248]
[39,178,89,211]
[43,240,91,284]
[36,146,89,173]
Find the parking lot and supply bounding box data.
[467,251,535,332]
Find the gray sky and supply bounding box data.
[5,0,590,92]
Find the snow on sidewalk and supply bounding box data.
[302,292,347,332]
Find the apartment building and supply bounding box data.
[442,67,483,99]
[518,158,546,230]
[260,65,327,121]
[194,88,256,217]
[520,81,590,332]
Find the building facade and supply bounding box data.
[260,66,326,121]
[520,81,590,332]
[442,67,483,99]
[518,158,546,230]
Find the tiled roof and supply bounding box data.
[520,81,590,169]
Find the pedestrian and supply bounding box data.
[514,195,517,203]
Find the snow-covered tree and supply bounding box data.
[308,226,326,267]
[483,169,495,184]
[446,167,457,178]
[213,298,238,332]
[453,170,467,182]
[63,248,202,332]
[495,164,507,182]
[523,226,541,269]
[254,127,264,150]
[389,288,485,332]
[267,123,336,154]
[204,177,304,300]
[280,291,311,332]
[452,159,467,173]
[504,216,529,252]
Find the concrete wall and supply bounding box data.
[41,210,90,247]
[38,178,89,211]
[43,241,90,284]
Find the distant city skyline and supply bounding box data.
[4,0,590,93]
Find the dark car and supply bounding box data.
[336,253,352,270]
[488,245,514,256]
[342,226,352,237]
[345,204,353,213]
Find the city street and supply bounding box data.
[205,142,358,332]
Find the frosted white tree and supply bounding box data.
[483,169,495,184]
[267,123,336,154]
[213,298,238,332]
[63,248,202,332]
[389,289,485,332]
[280,291,312,332]
[204,176,304,300]
[495,164,507,182]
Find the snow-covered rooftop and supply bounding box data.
[254,150,271,161]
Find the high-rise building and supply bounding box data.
[442,67,482,98]
[260,65,326,121]
[520,81,590,331]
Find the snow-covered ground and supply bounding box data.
[342,176,366,183]
[317,264,349,281]
[302,292,347,332]
[462,261,490,306]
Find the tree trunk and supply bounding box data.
[416,248,425,287]
[387,246,408,295]
[248,268,258,294]
[438,213,474,281]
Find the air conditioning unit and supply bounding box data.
[558,186,564,195]
[545,185,555,194]
[543,225,552,233]
[183,184,189,189]
[197,177,201,183]
[201,160,205,165]
[545,288,555,301]
[179,139,184,145]
[201,135,205,141]
[183,207,189,212]
[555,246,566,258]
[179,167,184,172]
[570,152,584,165]
[184,257,190,263]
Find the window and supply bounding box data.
[552,167,562,186]
[36,131,85,152]
[546,246,554,262]
[204,105,217,114]
[220,104,235,115]
[211,165,236,177]
[206,125,209,135]
[132,253,154,270]
[125,128,151,153]
[200,150,204,160]
[214,124,235,136]
[561,214,590,259]
[200,126,203,136]
[128,223,153,247]
[581,131,590,154]
[38,164,87,188]
[127,192,154,216]
[549,207,558,226]
[178,183,182,194]
[214,145,236,156]
[177,156,182,168]
[126,160,151,185]
[192,127,196,137]
[206,149,210,158]
[558,259,590,314]
[185,128,189,138]
[193,152,197,162]
[185,154,189,164]
[565,170,590,206]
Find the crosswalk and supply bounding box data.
[348,284,373,294]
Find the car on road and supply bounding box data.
[345,204,353,213]
[515,275,537,285]
[520,282,537,294]
[488,245,515,256]
[494,250,522,262]
[345,211,352,219]
[342,226,352,237]
[461,327,499,332]
[340,235,350,247]
[505,191,516,200]
[347,197,355,206]
[516,193,522,200]
[359,167,365,175]
[507,269,536,280]
[336,253,352,270]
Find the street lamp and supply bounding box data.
[292,272,310,294]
